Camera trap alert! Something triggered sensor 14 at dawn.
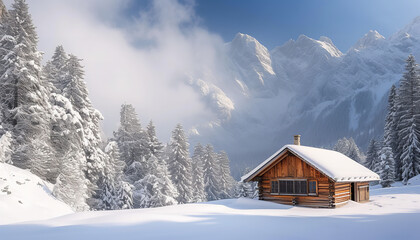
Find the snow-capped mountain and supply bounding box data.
[226,33,279,98]
[190,16,420,178]
[349,30,385,53]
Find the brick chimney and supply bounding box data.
[294,135,301,145]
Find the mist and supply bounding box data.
[4,0,230,141]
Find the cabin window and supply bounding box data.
[278,180,307,195]
[271,179,317,195]
[294,180,307,194]
[308,180,317,195]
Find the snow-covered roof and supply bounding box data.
[241,144,380,183]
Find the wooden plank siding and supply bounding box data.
[256,151,357,208]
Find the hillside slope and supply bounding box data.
[1,178,419,239]
[0,163,73,224]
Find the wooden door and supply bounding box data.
[357,185,369,202]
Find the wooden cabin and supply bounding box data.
[241,135,380,208]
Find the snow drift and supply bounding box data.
[0,163,73,224]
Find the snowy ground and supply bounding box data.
[1,167,420,240]
[0,163,73,225]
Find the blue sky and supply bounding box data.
[127,0,420,51]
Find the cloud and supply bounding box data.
[4,0,230,141]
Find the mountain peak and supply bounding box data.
[230,32,270,56]
[349,30,385,52]
[297,34,311,41]
[282,34,342,58]
[232,32,257,43]
[319,36,334,45]
[391,15,420,41]
[366,30,384,38]
[228,33,276,96]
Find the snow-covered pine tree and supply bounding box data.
[53,149,90,211]
[98,141,133,210]
[146,120,164,156]
[42,46,75,183]
[0,0,7,54]
[379,143,395,187]
[145,120,179,205]
[202,144,221,201]
[365,139,380,172]
[382,85,398,183]
[60,54,108,207]
[49,93,91,209]
[168,124,193,204]
[0,0,54,178]
[387,86,399,154]
[133,155,178,208]
[333,137,365,163]
[235,182,254,198]
[0,0,6,20]
[0,131,12,164]
[114,104,149,183]
[191,143,206,202]
[252,182,259,199]
[235,167,258,199]
[43,45,68,93]
[217,151,236,199]
[120,181,134,209]
[155,154,179,204]
[395,55,420,184]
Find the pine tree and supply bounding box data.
[0,0,54,178]
[49,94,89,209]
[0,1,6,20]
[379,143,395,188]
[333,137,365,163]
[202,144,221,201]
[0,131,12,164]
[146,120,164,156]
[376,84,398,187]
[235,182,254,198]
[133,155,178,208]
[395,55,420,184]
[120,181,134,209]
[114,104,149,176]
[365,139,380,172]
[43,47,77,183]
[217,151,236,199]
[384,85,399,178]
[387,86,399,152]
[155,154,179,204]
[44,45,68,92]
[53,149,89,211]
[98,141,133,210]
[168,124,193,204]
[191,143,206,202]
[145,120,179,205]
[252,182,259,199]
[59,54,108,206]
[47,92,85,183]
